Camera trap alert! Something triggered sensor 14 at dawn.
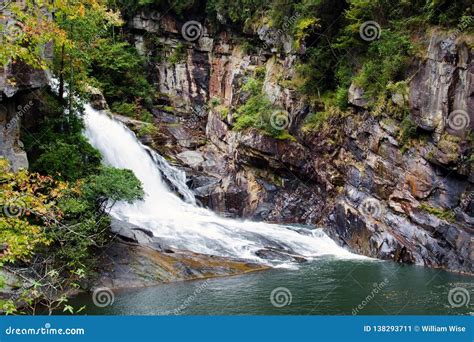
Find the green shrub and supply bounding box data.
[210,97,221,108]
[353,30,413,102]
[419,203,456,222]
[233,77,293,139]
[302,111,330,131]
[137,122,157,137]
[241,77,263,95]
[82,167,144,206]
[111,102,139,117]
[168,43,187,65]
[296,45,338,97]
[254,65,266,80]
[334,86,349,109]
[91,39,154,107]
[206,0,268,25]
[240,41,258,54]
[24,114,102,182]
[47,166,143,267]
[218,106,229,119]
[140,110,154,123]
[1,154,143,313]
[111,102,153,122]
[399,115,418,149]
[294,17,320,49]
[234,95,272,130]
[302,92,346,132]
[32,139,102,182]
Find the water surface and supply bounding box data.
[72,258,473,315]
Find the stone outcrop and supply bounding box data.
[320,34,472,273]
[409,33,473,140]
[96,240,268,289]
[123,13,472,274]
[0,62,48,170]
[327,113,472,272]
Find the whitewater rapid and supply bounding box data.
[83,104,363,265]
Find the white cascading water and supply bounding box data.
[83,104,362,265]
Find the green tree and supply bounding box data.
[0,158,143,314]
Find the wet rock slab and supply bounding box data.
[96,219,269,289]
[95,241,269,289]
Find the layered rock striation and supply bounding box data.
[125,13,472,274]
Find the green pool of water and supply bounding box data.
[70,257,473,315]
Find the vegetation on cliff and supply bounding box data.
[0,1,145,314]
[111,0,471,139]
[233,72,294,140]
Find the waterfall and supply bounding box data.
[83,104,362,265]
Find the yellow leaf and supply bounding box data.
[79,4,85,17]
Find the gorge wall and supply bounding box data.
[1,9,472,275]
[121,11,473,274]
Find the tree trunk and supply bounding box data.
[58,44,65,102]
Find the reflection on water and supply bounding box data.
[70,258,473,315]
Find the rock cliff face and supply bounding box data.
[125,13,473,274]
[0,62,48,171]
[2,10,471,275]
[410,34,473,139]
